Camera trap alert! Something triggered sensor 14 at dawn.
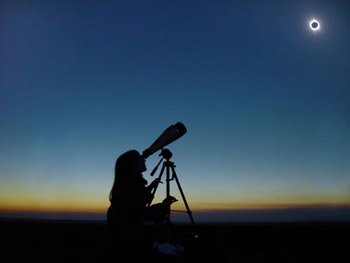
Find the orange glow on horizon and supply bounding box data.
[190,202,350,212]
[0,203,107,214]
[1,183,349,216]
[1,200,350,216]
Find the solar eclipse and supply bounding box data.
[309,19,321,31]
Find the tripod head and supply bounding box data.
[149,148,173,177]
[159,148,173,160]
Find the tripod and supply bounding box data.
[148,148,196,229]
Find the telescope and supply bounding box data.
[143,121,196,231]
[142,122,187,159]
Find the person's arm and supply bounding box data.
[144,178,161,205]
[147,178,161,192]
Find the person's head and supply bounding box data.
[114,149,146,177]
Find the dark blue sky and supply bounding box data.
[1,0,349,221]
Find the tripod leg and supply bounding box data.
[170,166,196,228]
[165,162,172,225]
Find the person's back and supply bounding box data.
[107,174,148,244]
[107,149,185,259]
[107,150,155,258]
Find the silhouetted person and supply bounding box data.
[107,149,186,259]
[107,149,160,257]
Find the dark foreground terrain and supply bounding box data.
[0,218,349,262]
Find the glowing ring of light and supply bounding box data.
[309,19,320,31]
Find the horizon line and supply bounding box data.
[1,204,350,223]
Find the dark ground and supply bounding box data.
[0,218,349,263]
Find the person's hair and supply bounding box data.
[109,149,141,202]
[114,149,141,176]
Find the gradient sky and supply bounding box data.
[1,0,349,222]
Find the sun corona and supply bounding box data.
[309,19,321,31]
